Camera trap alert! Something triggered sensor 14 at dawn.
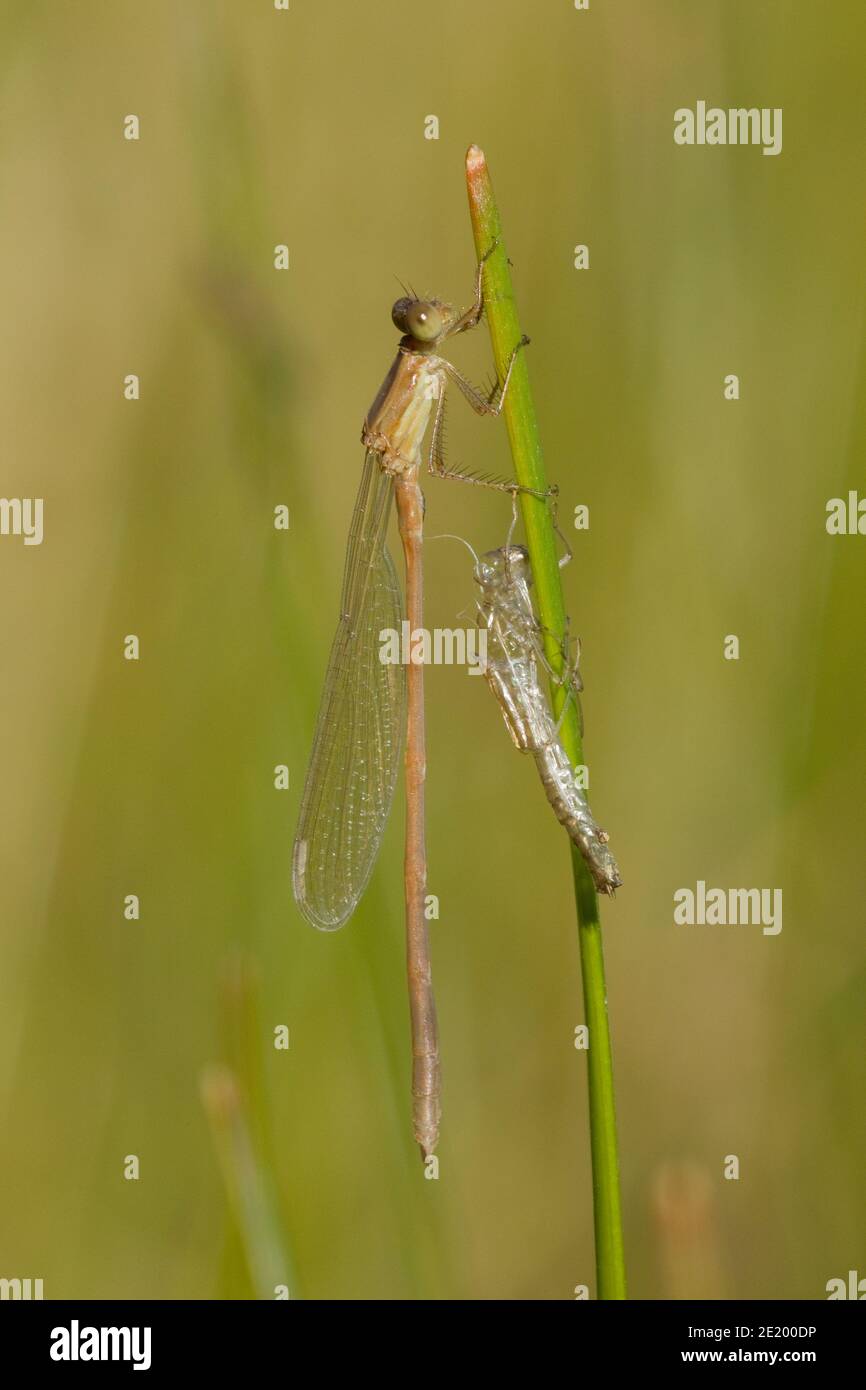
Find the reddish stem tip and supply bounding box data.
[465,143,486,174]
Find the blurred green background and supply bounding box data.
[0,0,864,1300]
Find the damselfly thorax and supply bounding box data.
[362,350,444,475]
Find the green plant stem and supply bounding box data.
[465,144,626,1300]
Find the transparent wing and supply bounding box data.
[292,450,406,930]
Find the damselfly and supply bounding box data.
[473,542,622,895]
[292,249,549,1154]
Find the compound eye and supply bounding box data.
[405,301,442,342]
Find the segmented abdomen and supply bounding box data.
[483,651,621,895]
[532,739,622,895]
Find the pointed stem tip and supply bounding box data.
[465,145,488,193]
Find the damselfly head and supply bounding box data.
[391,297,446,344]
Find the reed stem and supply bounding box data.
[465,144,626,1299]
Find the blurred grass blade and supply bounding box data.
[652,1160,726,1301]
[201,1064,296,1300]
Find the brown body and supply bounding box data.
[358,280,532,1158]
[294,255,535,1160]
[363,344,446,1158]
[363,350,446,474]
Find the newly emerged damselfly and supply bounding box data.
[292,249,551,1154]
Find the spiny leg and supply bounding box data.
[531,615,584,738]
[549,493,574,570]
[448,237,502,338]
[551,637,584,741]
[426,360,556,502]
[504,488,520,554]
[444,333,529,419]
